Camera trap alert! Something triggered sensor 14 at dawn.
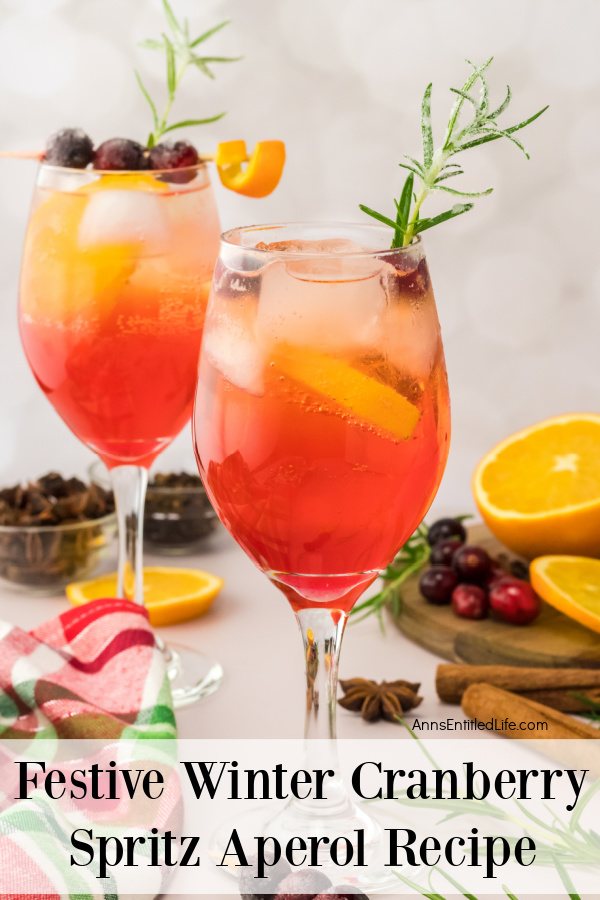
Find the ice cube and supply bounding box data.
[256,251,393,353]
[203,302,264,395]
[382,296,441,378]
[78,190,169,250]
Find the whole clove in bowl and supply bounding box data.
[0,472,116,592]
[90,463,218,555]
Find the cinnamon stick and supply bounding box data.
[461,683,600,740]
[437,663,600,713]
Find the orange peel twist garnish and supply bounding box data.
[215,139,285,197]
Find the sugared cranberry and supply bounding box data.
[93,138,146,171]
[427,517,467,547]
[45,128,94,168]
[419,565,458,605]
[453,545,491,584]
[148,139,199,183]
[430,537,463,566]
[452,584,488,620]
[275,869,332,900]
[489,578,541,625]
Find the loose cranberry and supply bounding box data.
[239,852,291,899]
[45,127,94,168]
[427,517,467,547]
[275,870,332,900]
[452,584,488,620]
[419,566,458,604]
[148,139,199,183]
[489,578,541,625]
[430,537,463,566]
[453,545,491,584]
[487,563,509,587]
[93,138,146,171]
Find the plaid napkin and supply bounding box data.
[0,598,176,740]
[0,598,179,897]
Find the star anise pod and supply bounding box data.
[338,678,422,723]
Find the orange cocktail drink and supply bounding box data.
[194,224,450,612]
[20,165,220,469]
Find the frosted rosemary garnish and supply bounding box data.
[360,58,548,248]
[136,0,242,148]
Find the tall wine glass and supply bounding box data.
[193,223,450,880]
[19,162,223,707]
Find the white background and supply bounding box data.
[0,0,597,515]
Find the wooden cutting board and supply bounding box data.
[391,524,600,668]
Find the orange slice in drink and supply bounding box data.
[215,140,286,197]
[473,414,600,558]
[530,556,600,634]
[274,345,420,440]
[66,567,223,627]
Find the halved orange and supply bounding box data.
[473,414,600,558]
[274,345,420,441]
[531,556,600,634]
[66,567,223,627]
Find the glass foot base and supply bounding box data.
[209,802,405,893]
[160,639,223,709]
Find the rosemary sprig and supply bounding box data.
[360,58,548,248]
[351,523,430,626]
[352,515,472,625]
[136,0,241,147]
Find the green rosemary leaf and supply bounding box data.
[459,105,549,152]
[398,161,424,178]
[414,203,474,233]
[139,38,164,50]
[195,54,242,64]
[459,125,528,157]
[190,19,230,48]
[134,71,159,132]
[405,154,426,174]
[435,183,493,198]
[162,113,226,134]
[393,172,414,247]
[161,0,182,37]
[393,872,444,900]
[358,204,398,230]
[489,84,512,119]
[163,33,177,95]
[421,82,434,167]
[444,57,493,147]
[502,886,519,900]
[449,86,479,109]
[552,855,582,900]
[434,866,478,900]
[434,168,464,182]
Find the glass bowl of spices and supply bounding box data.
[0,472,116,592]
[90,463,218,555]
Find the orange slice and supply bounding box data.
[473,414,600,558]
[66,567,223,627]
[215,140,286,197]
[531,556,600,634]
[275,345,420,440]
[82,172,170,194]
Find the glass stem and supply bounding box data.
[296,607,347,740]
[110,465,148,605]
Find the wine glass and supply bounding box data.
[19,161,223,707]
[192,223,450,883]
